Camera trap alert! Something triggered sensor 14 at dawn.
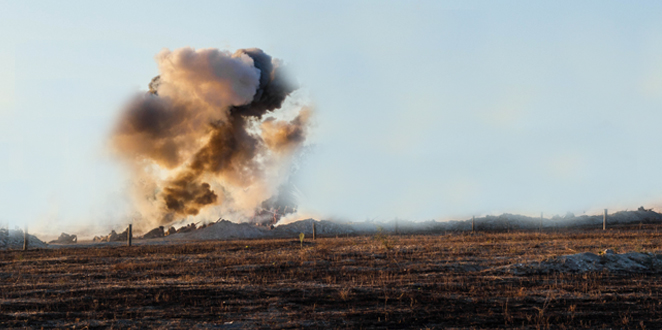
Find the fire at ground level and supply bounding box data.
[2,225,662,329]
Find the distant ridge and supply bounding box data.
[155,208,662,242]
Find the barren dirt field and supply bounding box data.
[2,226,662,329]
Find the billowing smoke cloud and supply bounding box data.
[112,47,310,227]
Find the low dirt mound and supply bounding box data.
[93,228,129,242]
[141,226,165,239]
[0,229,48,249]
[273,219,355,237]
[49,233,78,244]
[170,220,272,240]
[163,219,357,241]
[502,249,662,274]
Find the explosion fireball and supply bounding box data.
[112,47,310,228]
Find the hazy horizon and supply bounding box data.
[2,1,662,238]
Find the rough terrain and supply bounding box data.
[2,225,662,329]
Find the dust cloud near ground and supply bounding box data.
[111,47,311,231]
[0,228,47,249]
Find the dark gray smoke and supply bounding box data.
[112,47,310,226]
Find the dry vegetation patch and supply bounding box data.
[2,226,662,328]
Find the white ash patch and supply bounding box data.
[501,249,662,274]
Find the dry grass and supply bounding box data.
[1,225,662,328]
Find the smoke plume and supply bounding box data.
[112,47,310,227]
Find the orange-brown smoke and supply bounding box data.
[112,47,310,226]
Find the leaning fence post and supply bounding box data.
[540,212,543,232]
[603,209,607,230]
[312,221,316,240]
[23,226,28,251]
[471,216,475,233]
[127,224,132,246]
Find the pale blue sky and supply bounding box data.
[2,1,662,235]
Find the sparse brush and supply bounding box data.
[373,227,393,250]
[1,227,662,328]
[339,287,352,301]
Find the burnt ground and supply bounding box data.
[2,225,662,329]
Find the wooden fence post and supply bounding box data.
[127,224,132,246]
[312,222,316,240]
[603,209,607,230]
[471,216,475,233]
[540,212,543,232]
[23,226,28,251]
[2,223,7,250]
